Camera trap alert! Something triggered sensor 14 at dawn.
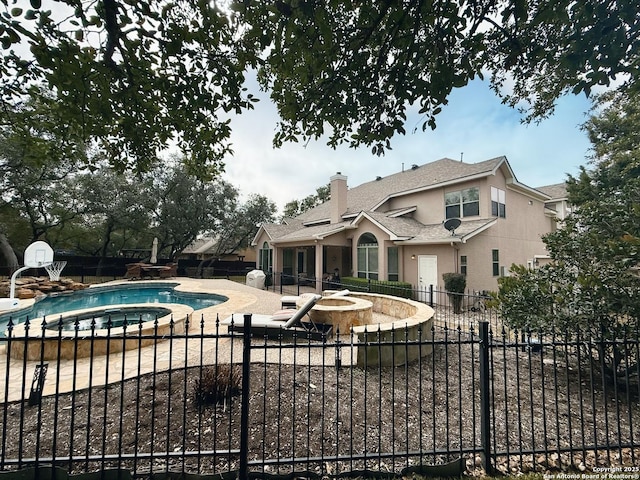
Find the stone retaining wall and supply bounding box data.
[346,292,435,368]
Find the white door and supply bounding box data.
[417,255,438,303]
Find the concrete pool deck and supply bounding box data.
[0,279,359,403]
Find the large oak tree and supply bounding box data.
[1,0,638,167]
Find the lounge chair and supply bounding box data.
[222,293,332,340]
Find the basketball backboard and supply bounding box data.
[23,241,54,268]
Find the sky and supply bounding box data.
[221,78,594,214]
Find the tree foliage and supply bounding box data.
[242,0,640,155]
[0,0,258,178]
[0,89,86,263]
[2,0,638,170]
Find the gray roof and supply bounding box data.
[297,156,506,224]
[536,182,568,200]
[355,211,424,239]
[271,221,352,244]
[398,218,497,244]
[260,157,517,245]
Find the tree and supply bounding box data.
[209,193,277,258]
[241,0,640,154]
[1,1,258,178]
[0,88,86,264]
[2,0,638,169]
[146,162,240,260]
[497,90,640,385]
[71,166,152,263]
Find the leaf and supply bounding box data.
[30,0,41,8]
[11,7,23,16]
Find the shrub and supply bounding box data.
[193,365,241,407]
[442,272,466,313]
[340,277,413,298]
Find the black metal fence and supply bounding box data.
[1,307,639,478]
[267,271,484,304]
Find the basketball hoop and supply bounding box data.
[45,261,67,281]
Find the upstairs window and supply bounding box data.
[445,187,479,219]
[491,187,506,218]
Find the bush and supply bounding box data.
[340,277,413,299]
[193,365,241,407]
[443,272,466,313]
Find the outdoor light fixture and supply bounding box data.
[411,254,416,260]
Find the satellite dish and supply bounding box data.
[23,241,54,268]
[443,218,461,236]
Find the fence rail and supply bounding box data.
[0,309,638,478]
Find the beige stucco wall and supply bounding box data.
[256,164,556,294]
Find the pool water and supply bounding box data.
[0,282,226,332]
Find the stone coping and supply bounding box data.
[321,291,435,332]
[8,303,194,338]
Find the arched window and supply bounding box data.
[259,241,272,272]
[357,233,378,279]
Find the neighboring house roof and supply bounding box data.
[536,182,568,200]
[182,237,218,255]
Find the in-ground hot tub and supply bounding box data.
[44,306,174,331]
[8,303,193,361]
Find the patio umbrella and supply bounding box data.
[150,237,158,264]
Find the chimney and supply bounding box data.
[330,172,347,224]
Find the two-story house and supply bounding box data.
[253,156,562,294]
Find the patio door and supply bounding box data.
[417,255,438,303]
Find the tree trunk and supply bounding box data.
[0,231,19,273]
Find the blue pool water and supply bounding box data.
[0,282,226,332]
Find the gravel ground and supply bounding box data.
[2,329,638,478]
[1,281,638,478]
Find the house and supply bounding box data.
[181,237,256,262]
[253,156,563,294]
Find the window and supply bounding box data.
[460,255,467,275]
[492,249,499,277]
[259,241,272,272]
[388,247,399,281]
[491,187,506,218]
[445,187,479,219]
[357,233,378,279]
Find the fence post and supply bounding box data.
[429,284,434,307]
[239,314,252,479]
[479,321,493,474]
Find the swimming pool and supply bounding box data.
[0,282,227,333]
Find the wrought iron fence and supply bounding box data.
[0,312,638,478]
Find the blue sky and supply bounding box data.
[222,79,593,212]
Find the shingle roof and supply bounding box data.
[536,183,568,200]
[270,221,352,243]
[398,218,497,244]
[297,156,506,223]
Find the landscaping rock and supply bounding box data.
[0,277,89,299]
